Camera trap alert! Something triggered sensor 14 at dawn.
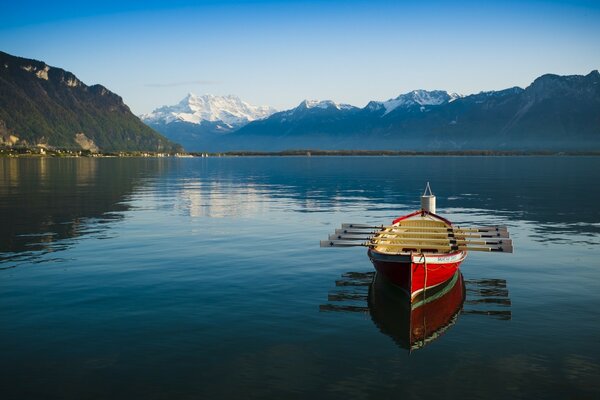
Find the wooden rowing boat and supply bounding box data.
[366,208,468,301]
[321,183,512,302]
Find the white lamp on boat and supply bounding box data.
[421,182,436,213]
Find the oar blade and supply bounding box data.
[329,233,370,241]
[479,231,511,238]
[460,242,513,253]
[335,228,378,235]
[320,240,366,248]
[492,242,513,253]
[341,223,381,229]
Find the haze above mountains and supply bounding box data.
[1,50,599,153]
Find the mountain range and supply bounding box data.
[1,49,598,153]
[144,71,600,152]
[0,51,180,152]
[141,93,276,151]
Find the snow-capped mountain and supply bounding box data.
[227,71,600,152]
[139,71,600,152]
[277,99,359,119]
[299,99,356,110]
[370,90,463,115]
[141,94,276,127]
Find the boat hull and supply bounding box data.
[368,248,466,302]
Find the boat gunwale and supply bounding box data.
[368,248,466,263]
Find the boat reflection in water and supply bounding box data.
[321,271,511,351]
[370,271,466,350]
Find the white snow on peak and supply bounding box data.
[141,94,277,126]
[377,90,462,115]
[300,99,354,110]
[448,92,463,102]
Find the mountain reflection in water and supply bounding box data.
[2,157,598,266]
[1,156,599,399]
[0,158,170,264]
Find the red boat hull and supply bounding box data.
[368,249,465,302]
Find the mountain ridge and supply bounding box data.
[141,93,276,127]
[220,70,599,152]
[141,93,276,151]
[0,51,181,152]
[144,70,600,152]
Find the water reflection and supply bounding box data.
[169,156,600,240]
[177,182,272,218]
[0,158,170,264]
[2,156,599,267]
[321,271,511,351]
[369,272,466,351]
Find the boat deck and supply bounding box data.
[372,216,462,255]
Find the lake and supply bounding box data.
[1,156,599,399]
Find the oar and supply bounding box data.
[336,226,509,236]
[335,228,509,237]
[330,233,510,242]
[335,228,509,238]
[330,234,511,246]
[335,228,510,239]
[343,223,508,231]
[341,223,508,234]
[370,239,511,247]
[368,237,511,247]
[320,240,513,253]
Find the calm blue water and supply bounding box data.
[1,156,599,399]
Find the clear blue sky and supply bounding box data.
[1,0,599,114]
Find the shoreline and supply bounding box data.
[2,148,600,158]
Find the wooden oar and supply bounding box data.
[330,233,510,242]
[335,228,509,238]
[368,237,511,246]
[320,240,513,253]
[344,227,509,236]
[341,223,508,234]
[370,239,511,247]
[333,229,510,239]
[343,223,508,230]
[330,234,511,246]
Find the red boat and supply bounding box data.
[367,209,467,302]
[322,183,512,303]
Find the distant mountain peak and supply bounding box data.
[473,87,524,98]
[299,99,355,110]
[531,70,600,88]
[142,94,277,127]
[375,90,461,115]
